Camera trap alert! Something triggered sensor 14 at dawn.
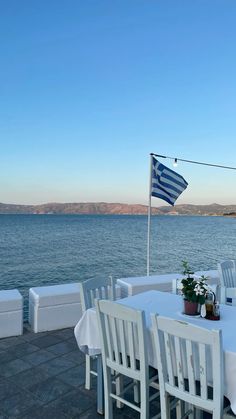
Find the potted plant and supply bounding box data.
[178,261,210,315]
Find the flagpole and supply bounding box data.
[147,153,153,276]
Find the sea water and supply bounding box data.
[1,214,236,318]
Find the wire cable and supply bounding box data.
[151,153,236,171]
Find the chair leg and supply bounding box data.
[160,393,171,419]
[115,375,124,408]
[194,407,203,419]
[134,379,140,403]
[176,400,185,419]
[186,403,194,419]
[85,354,91,390]
[104,366,113,419]
[188,404,194,419]
[140,380,149,419]
[97,355,104,415]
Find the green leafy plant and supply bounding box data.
[178,260,209,304]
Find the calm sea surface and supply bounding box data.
[1,214,236,318]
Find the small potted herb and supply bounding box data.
[178,261,210,315]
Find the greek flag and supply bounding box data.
[152,157,188,205]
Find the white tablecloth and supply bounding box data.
[74,290,236,413]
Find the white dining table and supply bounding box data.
[74,290,236,415]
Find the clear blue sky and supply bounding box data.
[1,0,236,206]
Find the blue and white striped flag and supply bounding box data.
[151,157,188,206]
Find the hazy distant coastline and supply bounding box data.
[1,202,236,216]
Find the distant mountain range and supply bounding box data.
[1,202,236,216]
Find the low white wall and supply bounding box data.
[0,289,23,338]
[0,271,219,337]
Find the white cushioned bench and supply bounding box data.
[117,270,220,298]
[29,283,82,333]
[117,273,183,298]
[0,289,23,338]
[29,282,122,333]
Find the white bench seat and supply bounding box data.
[0,289,23,338]
[29,281,122,333]
[117,270,220,298]
[117,273,183,297]
[29,283,82,333]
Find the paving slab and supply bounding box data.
[8,366,51,389]
[21,348,56,366]
[38,356,76,377]
[46,388,96,418]
[0,390,42,417]
[46,340,77,355]
[27,376,73,403]
[31,334,63,349]
[51,328,75,340]
[57,364,85,387]
[0,379,21,401]
[62,348,85,364]
[0,351,15,365]
[21,328,51,342]
[8,342,39,357]
[21,404,68,419]
[0,358,32,378]
[0,337,22,350]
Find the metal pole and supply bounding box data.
[147,153,153,276]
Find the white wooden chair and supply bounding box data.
[218,260,236,305]
[95,299,159,419]
[151,314,225,419]
[218,260,236,288]
[151,314,236,419]
[79,276,116,390]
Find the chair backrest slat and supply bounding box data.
[199,342,208,400]
[163,331,175,386]
[80,276,116,312]
[118,319,128,368]
[186,340,195,395]
[174,335,184,392]
[104,314,113,360]
[128,321,136,370]
[110,316,119,363]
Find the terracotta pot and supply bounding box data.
[183,300,199,316]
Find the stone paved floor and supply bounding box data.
[0,325,164,419]
[0,325,232,418]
